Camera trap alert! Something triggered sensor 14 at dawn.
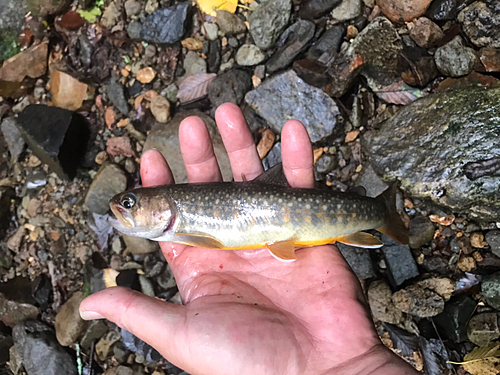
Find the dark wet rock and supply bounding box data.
[16,105,89,179]
[426,0,463,21]
[26,0,70,16]
[0,245,12,269]
[409,17,445,48]
[367,280,402,324]
[0,188,13,232]
[236,44,266,66]
[121,329,162,363]
[248,0,292,50]
[84,163,127,215]
[408,216,435,249]
[315,154,337,174]
[245,70,343,142]
[206,40,221,73]
[467,312,500,346]
[140,3,190,44]
[267,20,315,73]
[381,234,419,287]
[423,256,448,274]
[0,0,28,33]
[398,44,439,87]
[112,341,130,364]
[482,272,500,310]
[355,164,388,198]
[216,10,247,35]
[337,243,375,279]
[0,295,39,327]
[55,292,88,347]
[13,320,78,375]
[32,274,52,309]
[80,320,108,350]
[127,21,142,40]
[486,230,500,258]
[96,330,121,361]
[123,235,159,255]
[330,0,363,21]
[307,24,345,60]
[299,0,342,20]
[292,59,329,90]
[208,69,252,108]
[362,86,500,221]
[144,112,232,183]
[104,365,134,375]
[434,36,476,77]
[107,80,129,116]
[183,50,207,77]
[479,47,500,72]
[262,142,282,170]
[0,332,12,365]
[458,1,500,48]
[434,295,476,343]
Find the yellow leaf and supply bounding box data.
[197,0,237,16]
[448,343,500,375]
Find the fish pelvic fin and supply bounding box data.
[266,238,297,262]
[375,184,409,245]
[336,232,383,248]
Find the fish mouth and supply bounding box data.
[109,203,134,229]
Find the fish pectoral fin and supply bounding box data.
[266,238,297,262]
[173,232,225,249]
[336,232,383,249]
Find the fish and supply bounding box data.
[109,164,408,262]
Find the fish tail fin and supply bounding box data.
[375,184,409,244]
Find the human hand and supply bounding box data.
[80,103,419,375]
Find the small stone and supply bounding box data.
[377,0,433,22]
[315,154,337,174]
[367,280,402,324]
[123,235,159,255]
[96,330,121,361]
[248,0,292,50]
[392,284,444,318]
[121,329,162,363]
[426,0,461,21]
[479,48,500,72]
[141,3,190,44]
[55,291,88,346]
[208,69,252,108]
[299,0,342,20]
[136,67,156,84]
[236,44,266,66]
[181,37,203,50]
[216,10,247,35]
[104,365,134,375]
[434,36,477,78]
[408,216,435,249]
[381,234,419,287]
[457,256,476,272]
[470,232,488,248]
[458,1,500,48]
[202,22,219,41]
[467,312,500,346]
[145,0,158,14]
[409,17,445,48]
[150,95,171,123]
[346,25,358,39]
[207,39,222,73]
[337,243,375,279]
[331,0,363,21]
[307,24,345,60]
[84,163,127,215]
[107,137,134,158]
[434,295,476,343]
[80,320,108,350]
[183,50,207,77]
[107,80,129,115]
[262,142,282,170]
[95,151,108,165]
[1,117,25,162]
[101,1,120,28]
[483,272,500,310]
[124,0,141,17]
[0,295,39,327]
[127,21,142,40]
[486,230,500,258]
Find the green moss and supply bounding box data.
[444,118,462,136]
[0,29,20,63]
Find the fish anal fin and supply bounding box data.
[375,185,409,245]
[336,232,383,249]
[173,232,225,249]
[266,238,297,262]
[252,163,289,187]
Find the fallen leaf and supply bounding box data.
[449,343,500,375]
[89,213,113,250]
[382,323,419,357]
[103,268,119,288]
[50,70,88,111]
[0,41,48,82]
[134,89,158,110]
[50,230,61,241]
[429,214,455,226]
[257,129,275,159]
[105,107,116,128]
[78,6,102,23]
[136,67,156,84]
[55,11,86,30]
[313,148,323,164]
[345,130,360,143]
[375,80,424,105]
[177,73,217,103]
[107,136,134,157]
[419,336,453,375]
[181,38,204,50]
[116,118,129,128]
[197,0,237,17]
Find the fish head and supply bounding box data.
[109,189,175,239]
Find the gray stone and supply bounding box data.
[236,44,266,66]
[216,10,247,35]
[467,312,500,346]
[208,69,252,108]
[331,0,363,21]
[482,272,500,310]
[104,365,134,375]
[202,22,219,41]
[101,1,121,29]
[13,320,77,375]
[315,154,337,174]
[434,295,477,343]
[183,50,207,77]
[381,234,419,286]
[434,36,476,77]
[80,320,108,350]
[124,0,141,17]
[245,70,343,142]
[458,1,500,48]
[107,80,129,115]
[84,163,127,215]
[143,112,232,183]
[123,235,159,255]
[337,243,375,279]
[267,20,316,73]
[299,0,342,20]
[121,329,162,363]
[26,0,70,16]
[410,17,445,48]
[0,332,12,366]
[262,142,282,170]
[127,21,142,40]
[141,3,190,44]
[362,86,500,221]
[486,230,500,258]
[367,280,402,324]
[248,0,292,50]
[1,117,24,162]
[55,291,88,347]
[355,163,388,198]
[307,24,345,60]
[0,0,28,32]
[409,215,435,249]
[0,294,39,328]
[392,284,444,318]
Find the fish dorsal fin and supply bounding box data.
[172,232,225,249]
[336,232,383,249]
[266,238,297,262]
[348,186,367,197]
[253,163,290,187]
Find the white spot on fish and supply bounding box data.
[337,204,341,209]
[306,204,311,209]
[288,202,293,207]
[278,199,283,203]
[323,205,328,210]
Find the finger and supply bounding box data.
[80,287,186,366]
[215,103,263,181]
[141,149,174,187]
[179,116,223,183]
[281,120,314,188]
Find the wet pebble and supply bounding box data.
[458,1,500,48]
[307,24,345,60]
[107,81,129,115]
[123,235,159,255]
[208,69,253,107]
[80,320,108,350]
[467,312,500,347]
[55,291,88,346]
[409,17,444,48]
[236,44,266,66]
[381,234,419,287]
[183,50,207,77]
[408,215,435,249]
[84,163,127,215]
[337,243,375,279]
[202,22,219,41]
[426,0,462,21]
[299,0,342,20]
[434,295,476,343]
[330,0,363,21]
[127,21,142,40]
[96,330,121,361]
[486,230,500,258]
[434,36,476,77]
[150,95,171,123]
[367,280,402,324]
[1,117,25,162]
[248,0,292,50]
[377,0,433,22]
[216,10,247,35]
[124,0,142,17]
[141,3,190,44]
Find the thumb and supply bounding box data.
[79,287,186,365]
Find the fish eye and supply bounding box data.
[121,193,137,209]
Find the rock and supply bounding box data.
[299,0,342,20]
[245,70,343,142]
[392,285,444,318]
[362,86,500,221]
[127,21,142,40]
[208,69,252,108]
[0,0,28,33]
[96,330,121,361]
[355,163,389,198]
[55,291,88,346]
[458,1,500,48]
[467,312,500,347]
[202,22,219,41]
[434,36,476,77]
[480,47,500,72]
[408,215,435,249]
[84,163,127,215]
[183,50,207,77]
[107,80,129,116]
[307,24,345,60]
[262,142,282,170]
[0,295,39,327]
[121,329,162,363]
[426,0,462,21]
[143,112,232,183]
[13,320,77,375]
[337,243,375,279]
[367,280,402,324]
[123,235,159,255]
[381,234,419,287]
[471,232,488,248]
[236,44,266,66]
[315,154,337,174]
[141,3,190,44]
[486,230,500,258]
[16,105,90,179]
[80,320,108,350]
[483,272,500,310]
[0,41,48,87]
[331,0,363,21]
[0,332,12,365]
[216,10,247,35]
[409,17,445,48]
[50,70,88,111]
[124,0,141,17]
[248,0,292,50]
[206,39,221,73]
[150,95,171,123]
[433,295,477,343]
[26,0,70,16]
[376,0,433,22]
[104,366,134,375]
[267,20,316,73]
[101,1,121,29]
[1,117,24,162]
[136,67,156,84]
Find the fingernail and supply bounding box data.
[80,310,105,320]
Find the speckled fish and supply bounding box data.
[109,164,408,261]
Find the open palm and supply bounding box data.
[80,103,418,375]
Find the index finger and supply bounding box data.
[281,120,314,188]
